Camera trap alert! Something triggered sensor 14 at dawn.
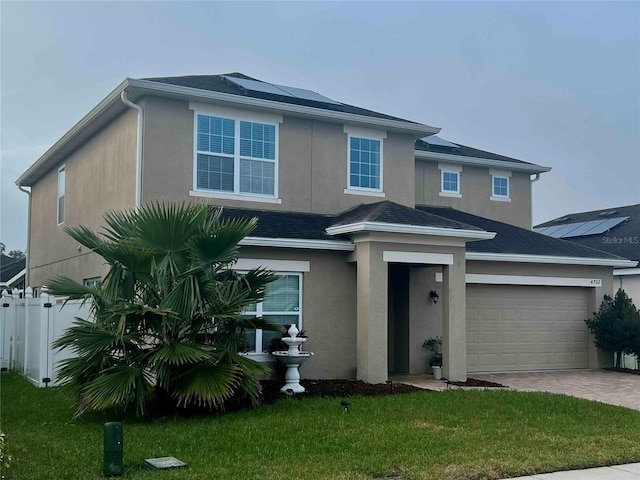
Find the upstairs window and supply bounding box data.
[57,165,65,225]
[442,171,459,192]
[438,164,462,197]
[490,169,511,201]
[493,177,508,196]
[195,113,278,198]
[348,136,382,191]
[241,274,302,354]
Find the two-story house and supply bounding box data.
[16,73,636,382]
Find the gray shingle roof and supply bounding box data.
[0,255,26,283]
[418,206,628,260]
[144,73,420,125]
[535,204,640,262]
[331,201,483,231]
[415,137,536,166]
[216,202,628,262]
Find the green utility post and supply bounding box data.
[103,422,123,476]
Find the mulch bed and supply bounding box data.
[447,378,506,388]
[259,379,425,405]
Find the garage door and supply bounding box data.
[466,285,590,373]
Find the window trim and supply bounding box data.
[490,169,512,202]
[438,163,462,198]
[57,165,66,225]
[190,104,283,202]
[344,125,386,196]
[83,277,102,287]
[238,271,303,356]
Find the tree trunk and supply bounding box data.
[615,352,622,368]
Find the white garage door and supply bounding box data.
[466,285,590,373]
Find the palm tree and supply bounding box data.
[47,202,280,417]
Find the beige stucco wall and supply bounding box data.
[29,110,138,287]
[140,96,416,213]
[615,274,640,306]
[237,247,357,380]
[415,159,533,228]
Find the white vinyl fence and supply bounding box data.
[1,288,91,387]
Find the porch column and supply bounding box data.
[354,241,388,384]
[442,253,467,382]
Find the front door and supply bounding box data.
[388,264,410,374]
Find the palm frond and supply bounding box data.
[78,364,153,417]
[148,341,213,367]
[174,363,242,408]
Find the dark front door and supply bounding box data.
[388,264,410,374]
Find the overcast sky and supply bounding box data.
[2,1,639,252]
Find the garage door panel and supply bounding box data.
[467,285,589,373]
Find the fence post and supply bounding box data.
[1,289,9,369]
[23,287,32,377]
[40,289,53,387]
[11,289,20,371]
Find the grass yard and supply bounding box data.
[2,372,640,480]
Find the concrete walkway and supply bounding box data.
[501,462,640,479]
[472,370,640,410]
[396,370,640,410]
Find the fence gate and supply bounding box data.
[0,288,92,387]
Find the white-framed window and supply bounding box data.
[57,165,66,225]
[490,169,511,202]
[83,277,101,287]
[191,104,282,203]
[348,136,382,191]
[343,125,386,197]
[438,163,462,198]
[242,273,302,354]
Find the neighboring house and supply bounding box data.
[535,204,640,306]
[0,255,26,291]
[16,73,636,383]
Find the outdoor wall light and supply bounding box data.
[429,290,439,304]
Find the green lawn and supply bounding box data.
[2,372,640,480]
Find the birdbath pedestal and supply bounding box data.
[271,325,314,394]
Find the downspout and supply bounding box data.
[17,185,31,287]
[120,90,143,209]
[529,173,541,230]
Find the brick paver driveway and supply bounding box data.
[473,370,640,410]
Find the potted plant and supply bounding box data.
[423,336,443,380]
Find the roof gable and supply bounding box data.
[331,201,483,231]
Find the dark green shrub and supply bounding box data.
[585,289,640,368]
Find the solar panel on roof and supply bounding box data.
[562,219,607,238]
[590,216,628,234]
[537,224,567,236]
[273,84,341,105]
[223,76,294,97]
[223,75,341,105]
[562,217,628,238]
[549,222,587,238]
[423,136,460,148]
[535,216,629,239]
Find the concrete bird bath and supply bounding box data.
[271,325,313,393]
